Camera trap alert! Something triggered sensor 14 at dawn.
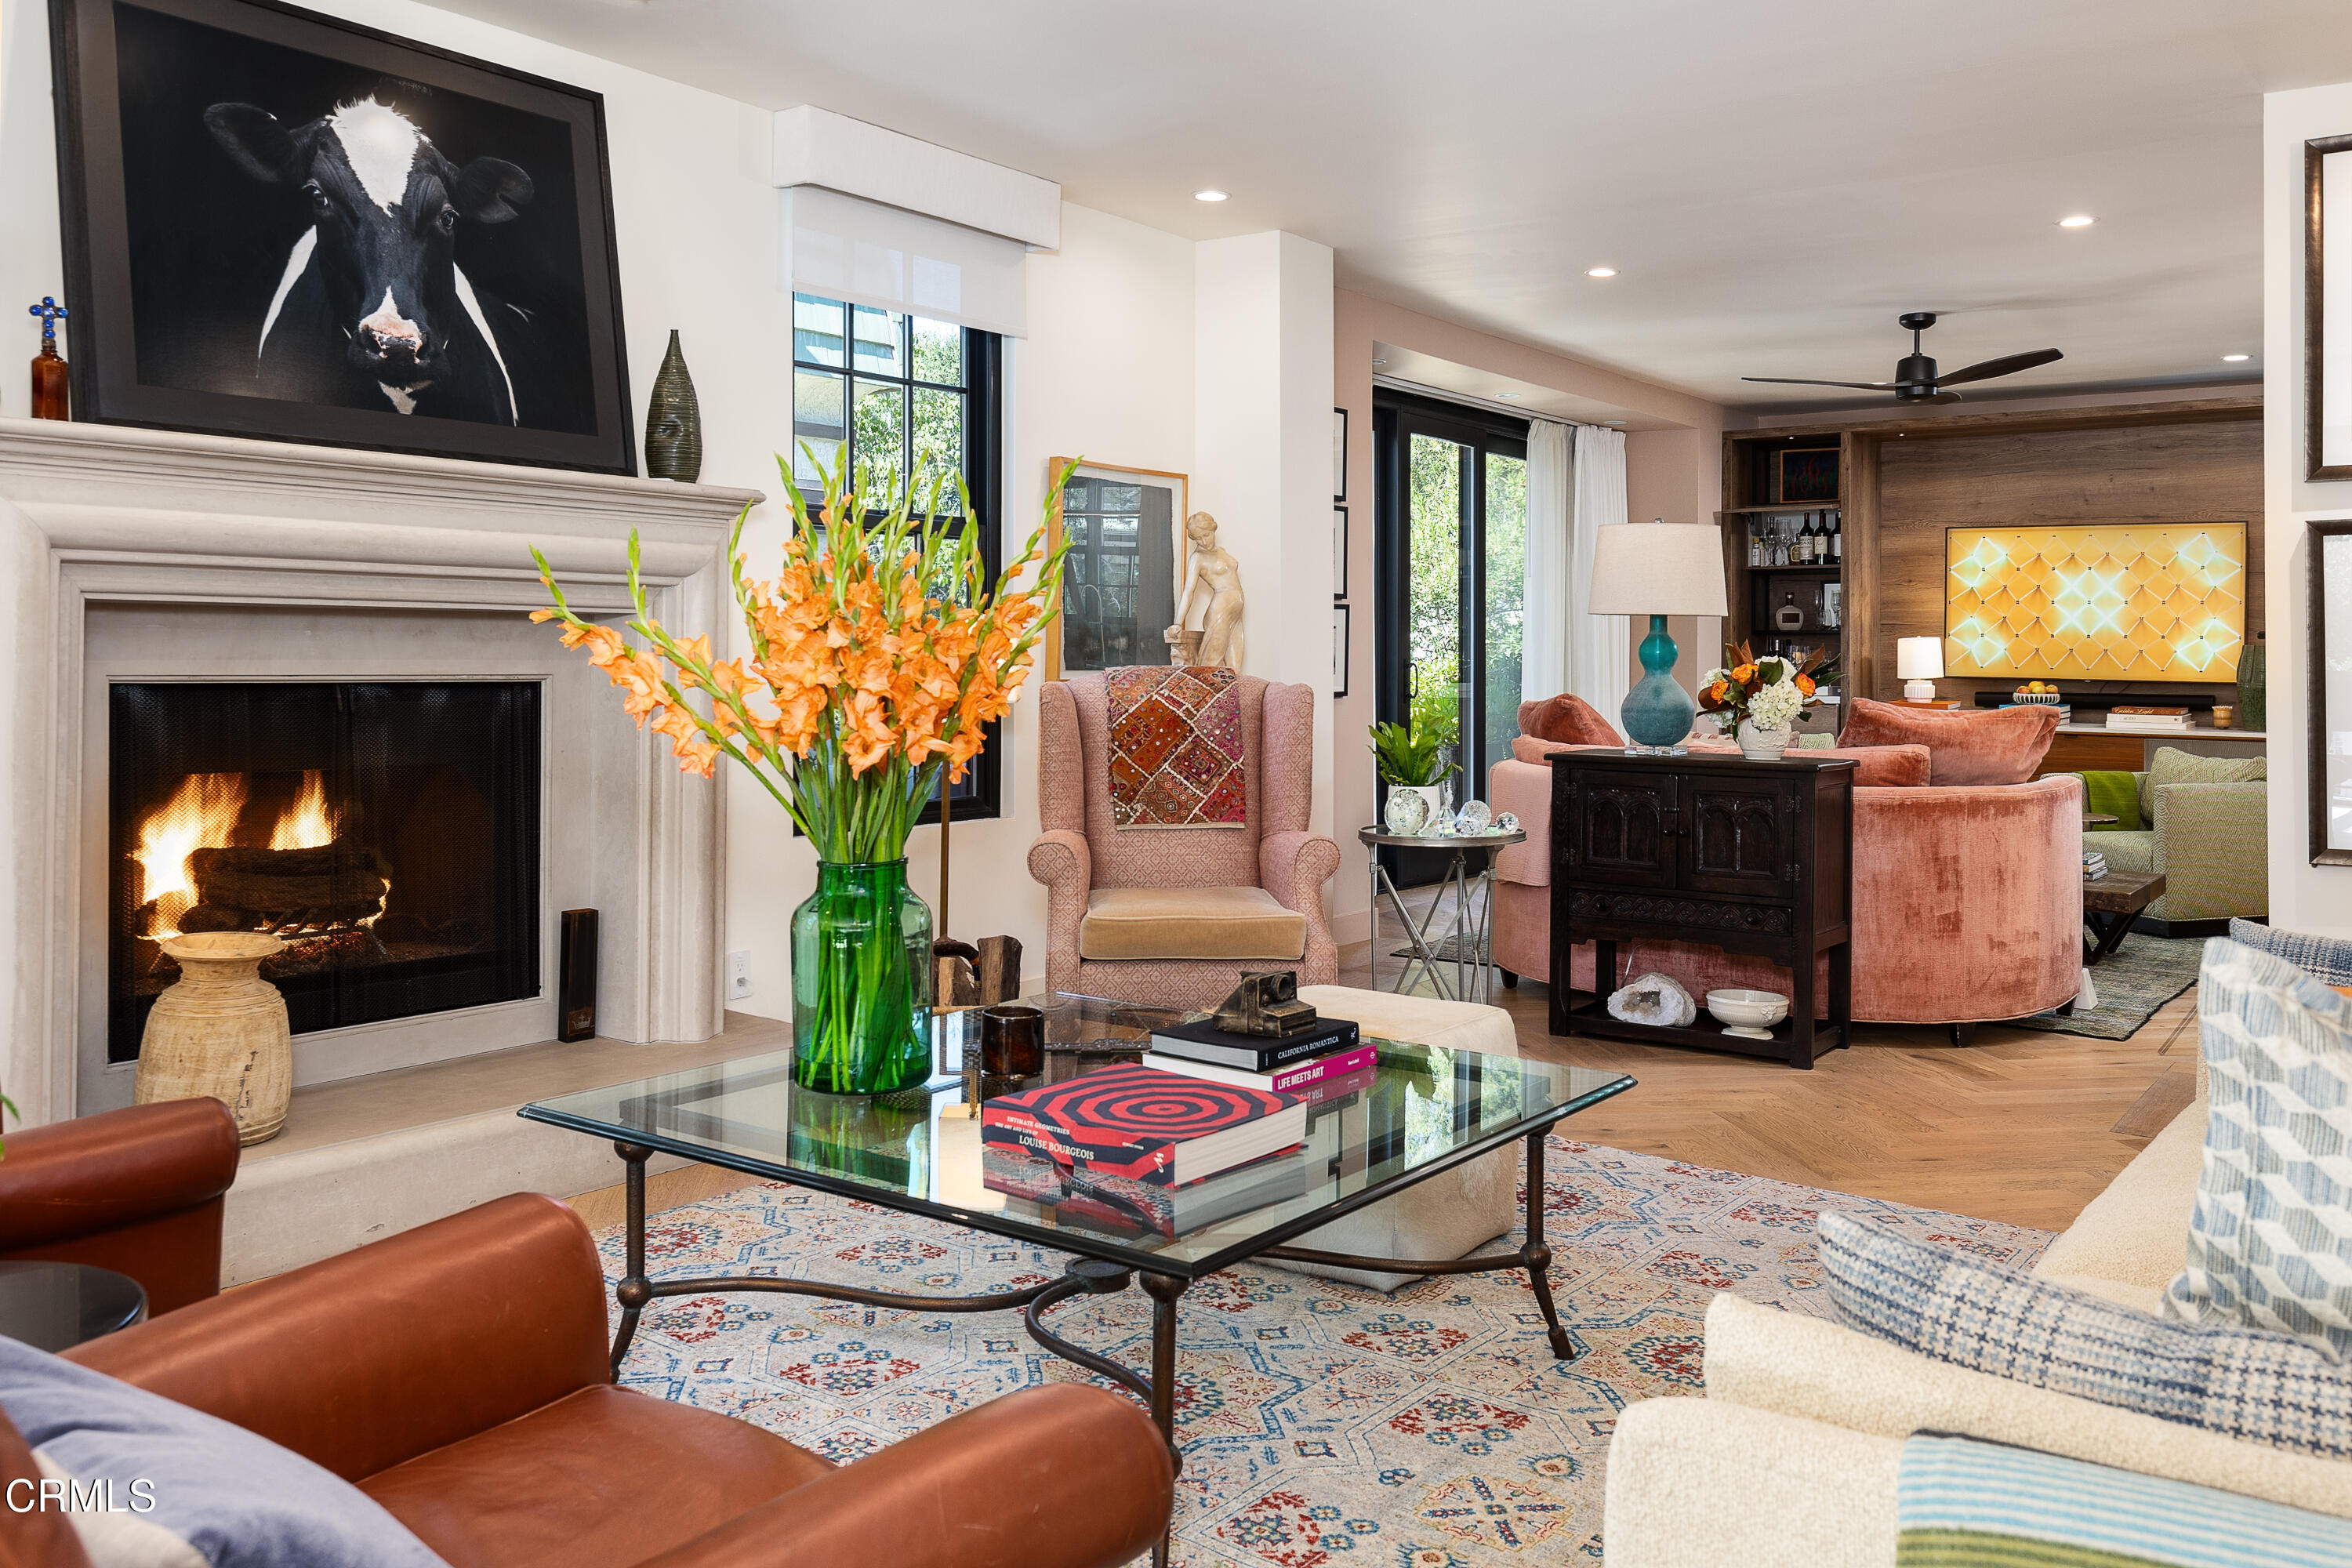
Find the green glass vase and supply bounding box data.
[789,859,935,1095]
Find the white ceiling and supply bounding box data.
[429,0,2352,412]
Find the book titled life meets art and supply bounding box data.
[1147,1016,1361,1073]
[978,1064,1307,1188]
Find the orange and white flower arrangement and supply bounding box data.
[1697,641,1832,736]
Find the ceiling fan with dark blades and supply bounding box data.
[1744,312,2063,404]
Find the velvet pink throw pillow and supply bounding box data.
[1836,699,2058,786]
[1517,694,1624,747]
[1810,743,1931,787]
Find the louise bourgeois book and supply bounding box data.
[978,1064,1307,1188]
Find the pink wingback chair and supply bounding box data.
[1488,700,2084,1040]
[1029,673,1340,1007]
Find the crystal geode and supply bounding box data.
[1606,971,1696,1028]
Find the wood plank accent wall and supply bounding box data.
[1871,416,2262,704]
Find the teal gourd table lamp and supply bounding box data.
[1588,521,1730,751]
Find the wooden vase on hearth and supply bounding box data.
[134,932,291,1145]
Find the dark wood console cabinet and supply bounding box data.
[1547,750,1855,1068]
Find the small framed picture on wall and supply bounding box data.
[2309,134,2352,481]
[1333,603,1350,698]
[2309,518,2352,864]
[1333,407,1348,501]
[1333,506,1348,600]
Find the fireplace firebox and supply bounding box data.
[108,682,541,1063]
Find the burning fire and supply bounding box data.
[134,773,249,938]
[270,770,339,851]
[134,770,361,939]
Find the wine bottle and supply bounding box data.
[1749,528,1762,568]
[1830,510,1842,563]
[1791,516,1809,564]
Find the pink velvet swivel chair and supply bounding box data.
[1028,673,1339,1007]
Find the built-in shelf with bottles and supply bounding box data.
[1719,433,1853,695]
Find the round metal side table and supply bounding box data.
[1359,826,1526,1004]
[0,1261,147,1352]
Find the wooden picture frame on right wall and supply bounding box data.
[2310,518,2352,866]
[2307,134,2352,481]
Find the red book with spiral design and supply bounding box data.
[979,1064,1307,1188]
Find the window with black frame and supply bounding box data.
[789,292,1004,822]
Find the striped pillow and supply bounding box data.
[1817,1210,2352,1460]
[1897,1430,2352,1568]
[2164,938,2352,1359]
[2227,918,2352,987]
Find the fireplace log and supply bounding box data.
[178,903,255,934]
[189,841,387,916]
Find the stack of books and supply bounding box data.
[2004,702,2073,724]
[978,1062,1313,1236]
[1141,1014,1374,1106]
[2104,706,2193,734]
[2082,848,2109,881]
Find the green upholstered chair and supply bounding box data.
[2075,748,2267,924]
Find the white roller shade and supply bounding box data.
[781,186,1029,338]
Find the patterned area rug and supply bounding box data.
[2016,933,2205,1040]
[595,1138,2049,1566]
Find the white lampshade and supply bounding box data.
[1588,523,1730,617]
[1896,637,1946,681]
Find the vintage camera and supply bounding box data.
[1212,971,1319,1037]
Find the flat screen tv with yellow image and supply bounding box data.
[1943,524,2246,683]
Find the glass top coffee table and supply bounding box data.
[524,991,1632,1541]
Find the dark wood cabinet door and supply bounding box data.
[1679,773,1798,898]
[1564,769,1678,888]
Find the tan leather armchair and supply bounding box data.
[19,1192,1171,1568]
[0,1098,240,1315]
[1029,673,1339,1007]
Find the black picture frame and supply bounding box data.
[48,0,636,474]
[1333,505,1348,601]
[1333,603,1350,698]
[1333,406,1348,502]
[2307,136,2352,482]
[2310,518,2352,866]
[1774,448,1839,503]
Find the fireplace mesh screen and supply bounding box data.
[108,682,540,1063]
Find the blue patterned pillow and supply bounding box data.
[1817,1210,2352,1460]
[2227,918,2352,986]
[2164,938,2352,1358]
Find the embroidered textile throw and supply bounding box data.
[1106,665,1247,829]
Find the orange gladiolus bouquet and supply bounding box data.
[531,445,1073,1094]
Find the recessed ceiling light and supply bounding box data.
[1501,392,1523,399]
[1371,358,1386,365]
[1585,267,1617,278]
[2058,214,2096,228]
[2221,353,2250,362]
[1193,188,1229,202]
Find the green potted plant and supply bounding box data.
[1370,673,1460,834]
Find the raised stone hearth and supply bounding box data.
[0,414,761,1131]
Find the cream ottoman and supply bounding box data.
[1263,985,1523,1291]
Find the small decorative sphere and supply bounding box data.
[1426,808,1457,837]
[1456,799,1494,833]
[1494,811,1520,833]
[1384,789,1428,836]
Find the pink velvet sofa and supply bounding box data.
[1488,700,2084,1041]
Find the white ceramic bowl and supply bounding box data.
[1706,988,1790,1040]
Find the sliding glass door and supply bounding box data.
[1375,390,1528,883]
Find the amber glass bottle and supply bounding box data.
[27,296,67,420]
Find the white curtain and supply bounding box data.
[1568,424,1631,716]
[1519,419,1573,706]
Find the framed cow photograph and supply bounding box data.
[48,0,636,474]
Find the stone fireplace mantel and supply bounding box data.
[0,416,764,1127]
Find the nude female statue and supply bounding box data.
[1167,510,1244,669]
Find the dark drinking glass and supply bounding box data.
[980,1004,1044,1078]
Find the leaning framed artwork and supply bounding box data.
[1044,459,1187,680]
[2310,518,2352,866]
[2308,134,2352,481]
[48,0,637,474]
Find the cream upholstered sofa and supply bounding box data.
[1028,673,1339,1007]
[1602,1065,2352,1566]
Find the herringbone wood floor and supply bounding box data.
[1348,882,2197,1232]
